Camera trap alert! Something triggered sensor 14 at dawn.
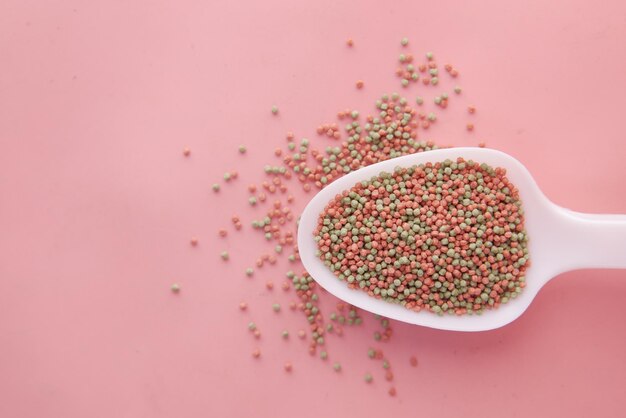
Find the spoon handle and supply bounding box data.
[551,206,626,272]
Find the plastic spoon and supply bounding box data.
[297,148,626,331]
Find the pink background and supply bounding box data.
[1,1,625,417]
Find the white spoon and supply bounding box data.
[297,147,626,332]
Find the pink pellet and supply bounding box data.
[239,302,248,311]
[190,237,198,246]
[252,349,261,358]
[218,229,227,237]
[266,281,274,290]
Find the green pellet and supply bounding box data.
[281,330,289,339]
[238,145,247,154]
[245,268,254,277]
[171,283,180,293]
[320,350,328,360]
[271,105,279,114]
[220,251,229,260]
[333,362,342,372]
[400,37,409,46]
[248,197,257,206]
[248,322,257,331]
[364,373,373,383]
[272,303,281,312]
[212,183,220,192]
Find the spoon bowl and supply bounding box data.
[297,148,626,331]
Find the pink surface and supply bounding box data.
[1,1,625,417]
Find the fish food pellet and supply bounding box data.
[333,362,342,372]
[314,158,529,316]
[401,37,409,46]
[212,183,220,192]
[271,105,279,115]
[248,322,257,331]
[190,238,198,246]
[364,373,373,383]
[282,330,289,339]
[252,349,261,358]
[221,251,229,261]
[171,283,180,293]
[239,302,247,310]
[272,303,281,312]
[245,268,254,277]
[284,362,293,372]
[183,148,190,157]
[238,145,247,154]
[410,356,418,367]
